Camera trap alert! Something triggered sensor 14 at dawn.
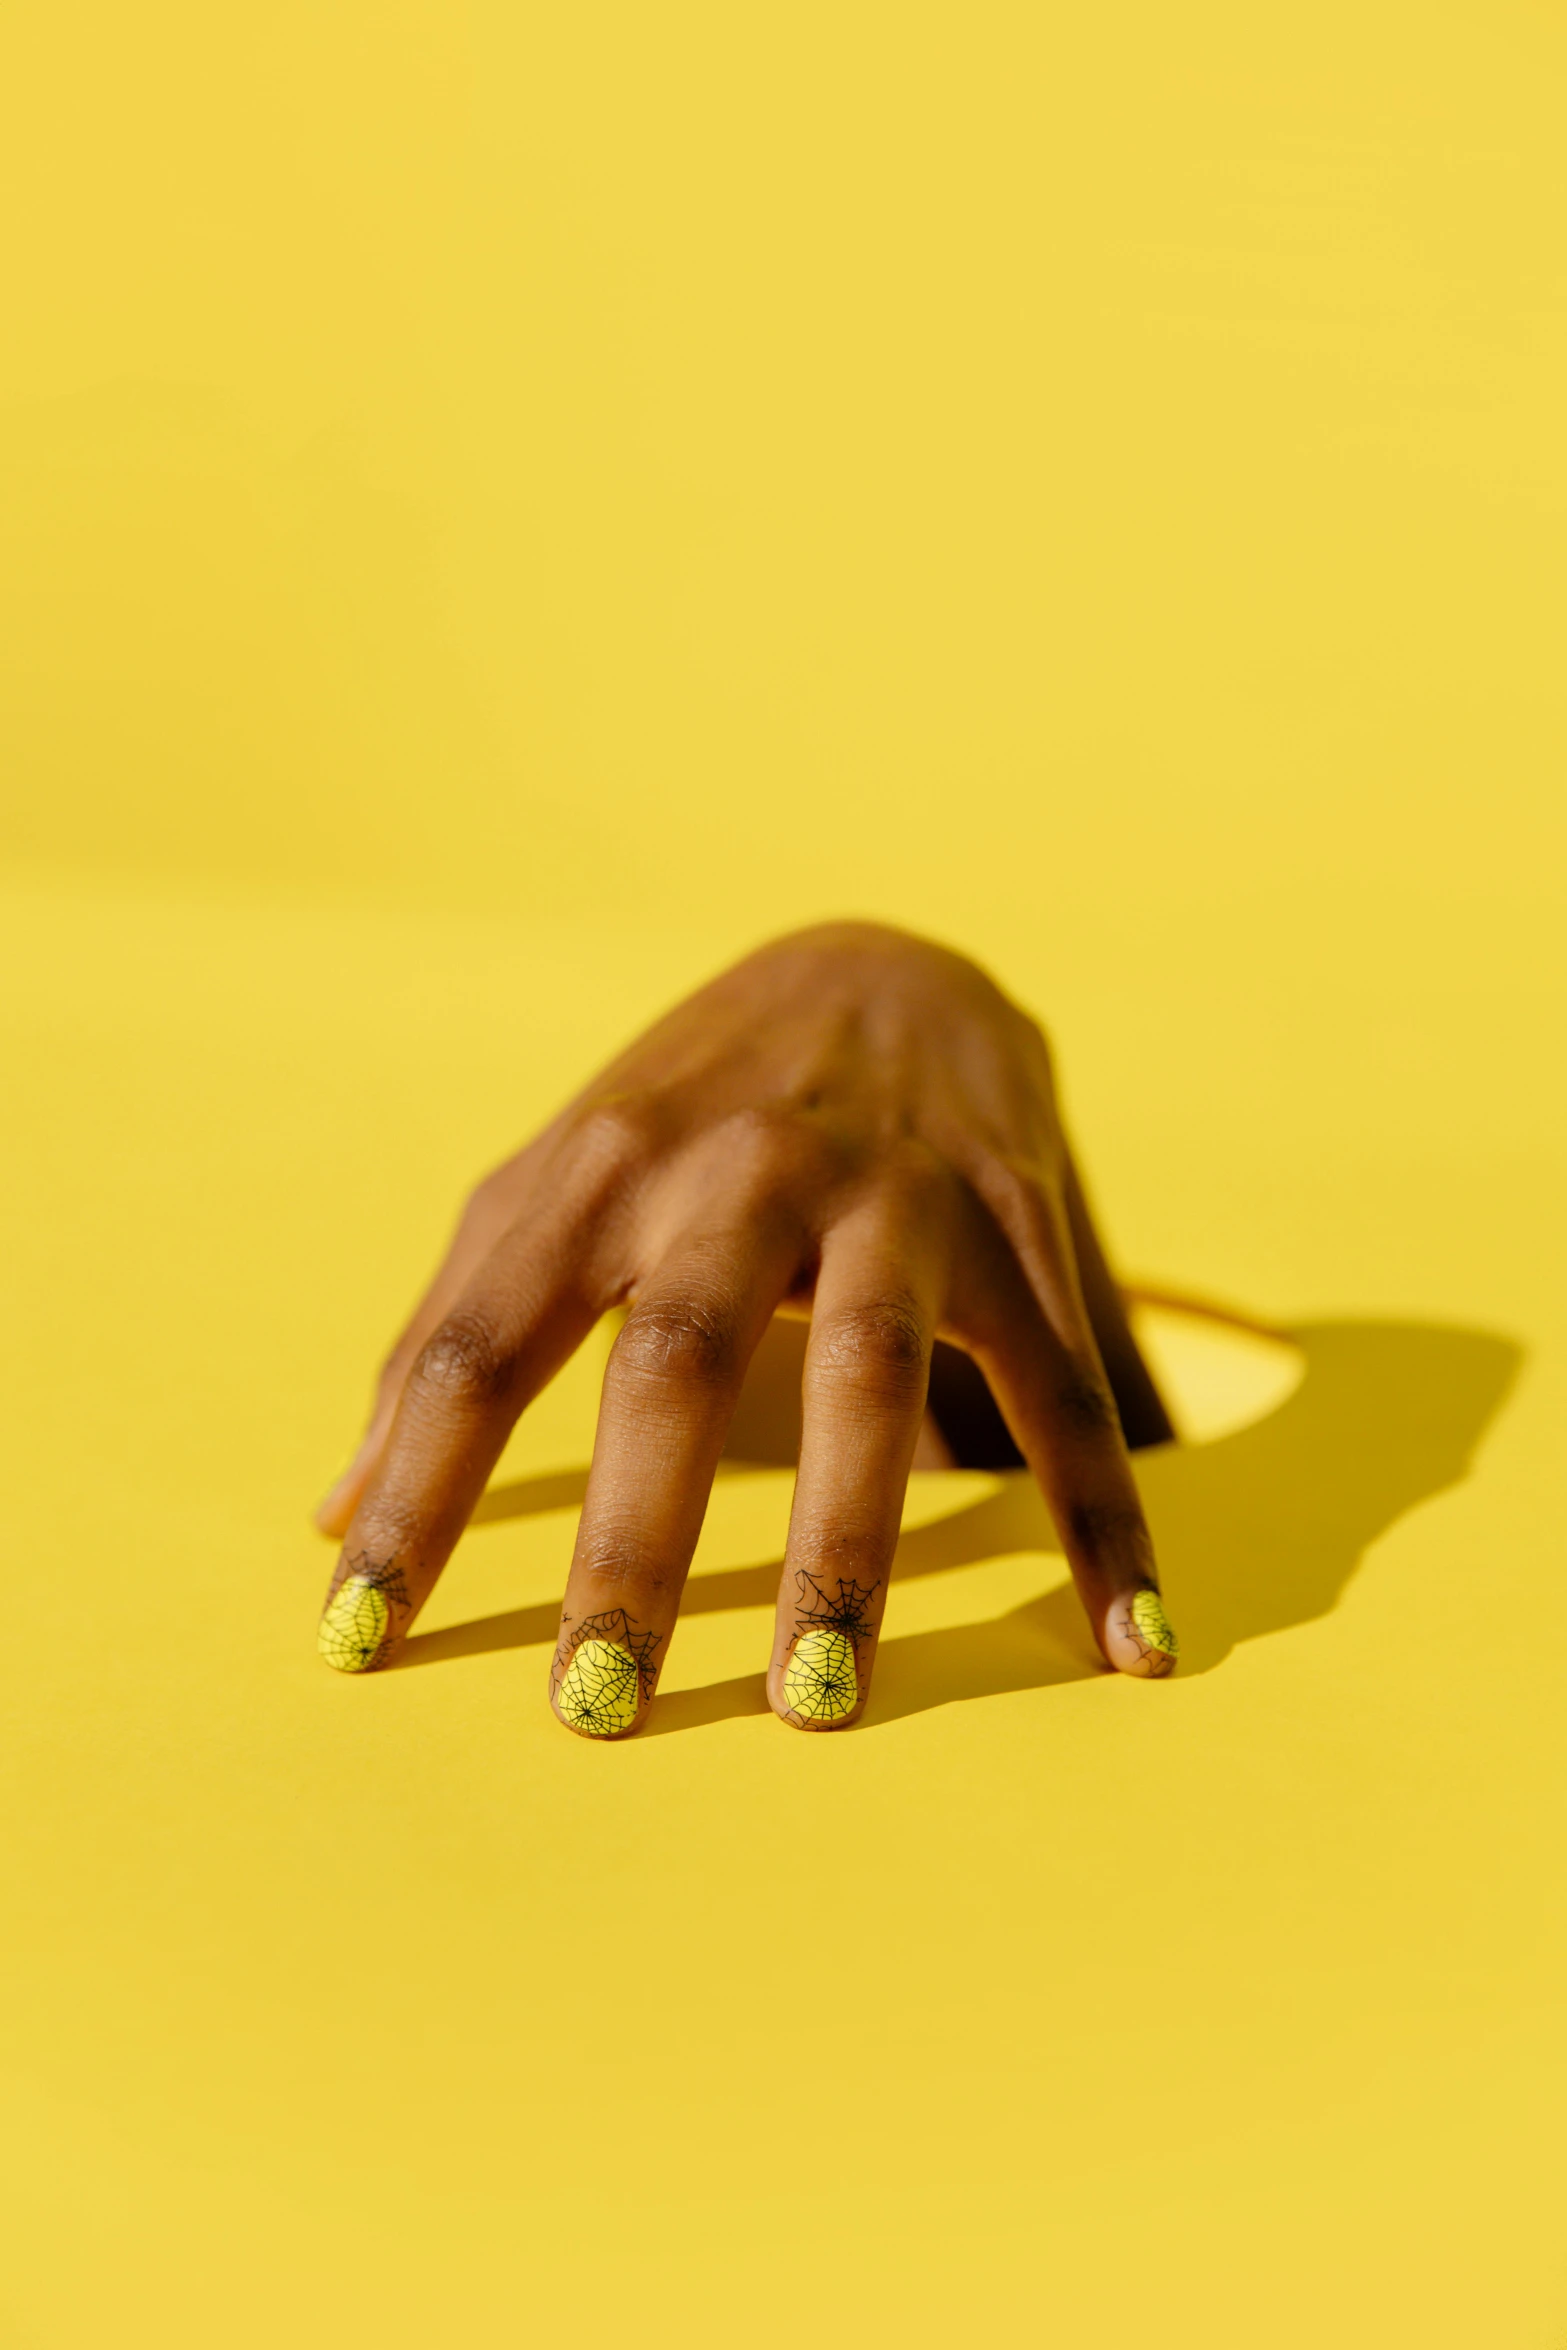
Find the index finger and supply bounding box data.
[313,1176,516,1539]
[317,1204,603,1672]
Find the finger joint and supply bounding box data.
[612,1294,744,1393]
[407,1308,516,1411]
[810,1298,930,1404]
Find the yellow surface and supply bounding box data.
[2,2,1565,2342]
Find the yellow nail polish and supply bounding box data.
[318,1575,390,1673]
[1130,1588,1178,1660]
[556,1637,642,1737]
[782,1626,860,1723]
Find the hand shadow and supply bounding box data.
[864,1316,1520,1723]
[398,1318,1521,1731]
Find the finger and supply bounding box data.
[317,1202,604,1673]
[1061,1147,1175,1452]
[958,1216,1177,1678]
[313,1098,647,1536]
[768,1182,945,1731]
[551,1204,803,1739]
[314,1180,517,1538]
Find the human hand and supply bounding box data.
[315,921,1179,1733]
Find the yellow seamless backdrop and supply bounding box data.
[1,4,1563,2343]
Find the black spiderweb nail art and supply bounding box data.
[781,1572,880,1723]
[552,1608,662,1735]
[318,1558,410,1673]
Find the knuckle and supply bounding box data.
[718,1103,794,1154]
[813,1298,929,1393]
[878,1141,954,1223]
[795,1516,887,1580]
[716,1104,832,1191]
[612,1293,741,1390]
[572,1527,675,1600]
[408,1308,515,1408]
[571,1093,661,1170]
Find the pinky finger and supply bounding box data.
[963,1287,1178,1678]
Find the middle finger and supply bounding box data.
[549,1195,805,1739]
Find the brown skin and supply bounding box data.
[316,922,1178,1732]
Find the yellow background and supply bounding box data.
[2,2,1564,2341]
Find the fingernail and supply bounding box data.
[781,1626,861,1724]
[1128,1587,1179,1666]
[318,1574,393,1673]
[555,1637,643,1737]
